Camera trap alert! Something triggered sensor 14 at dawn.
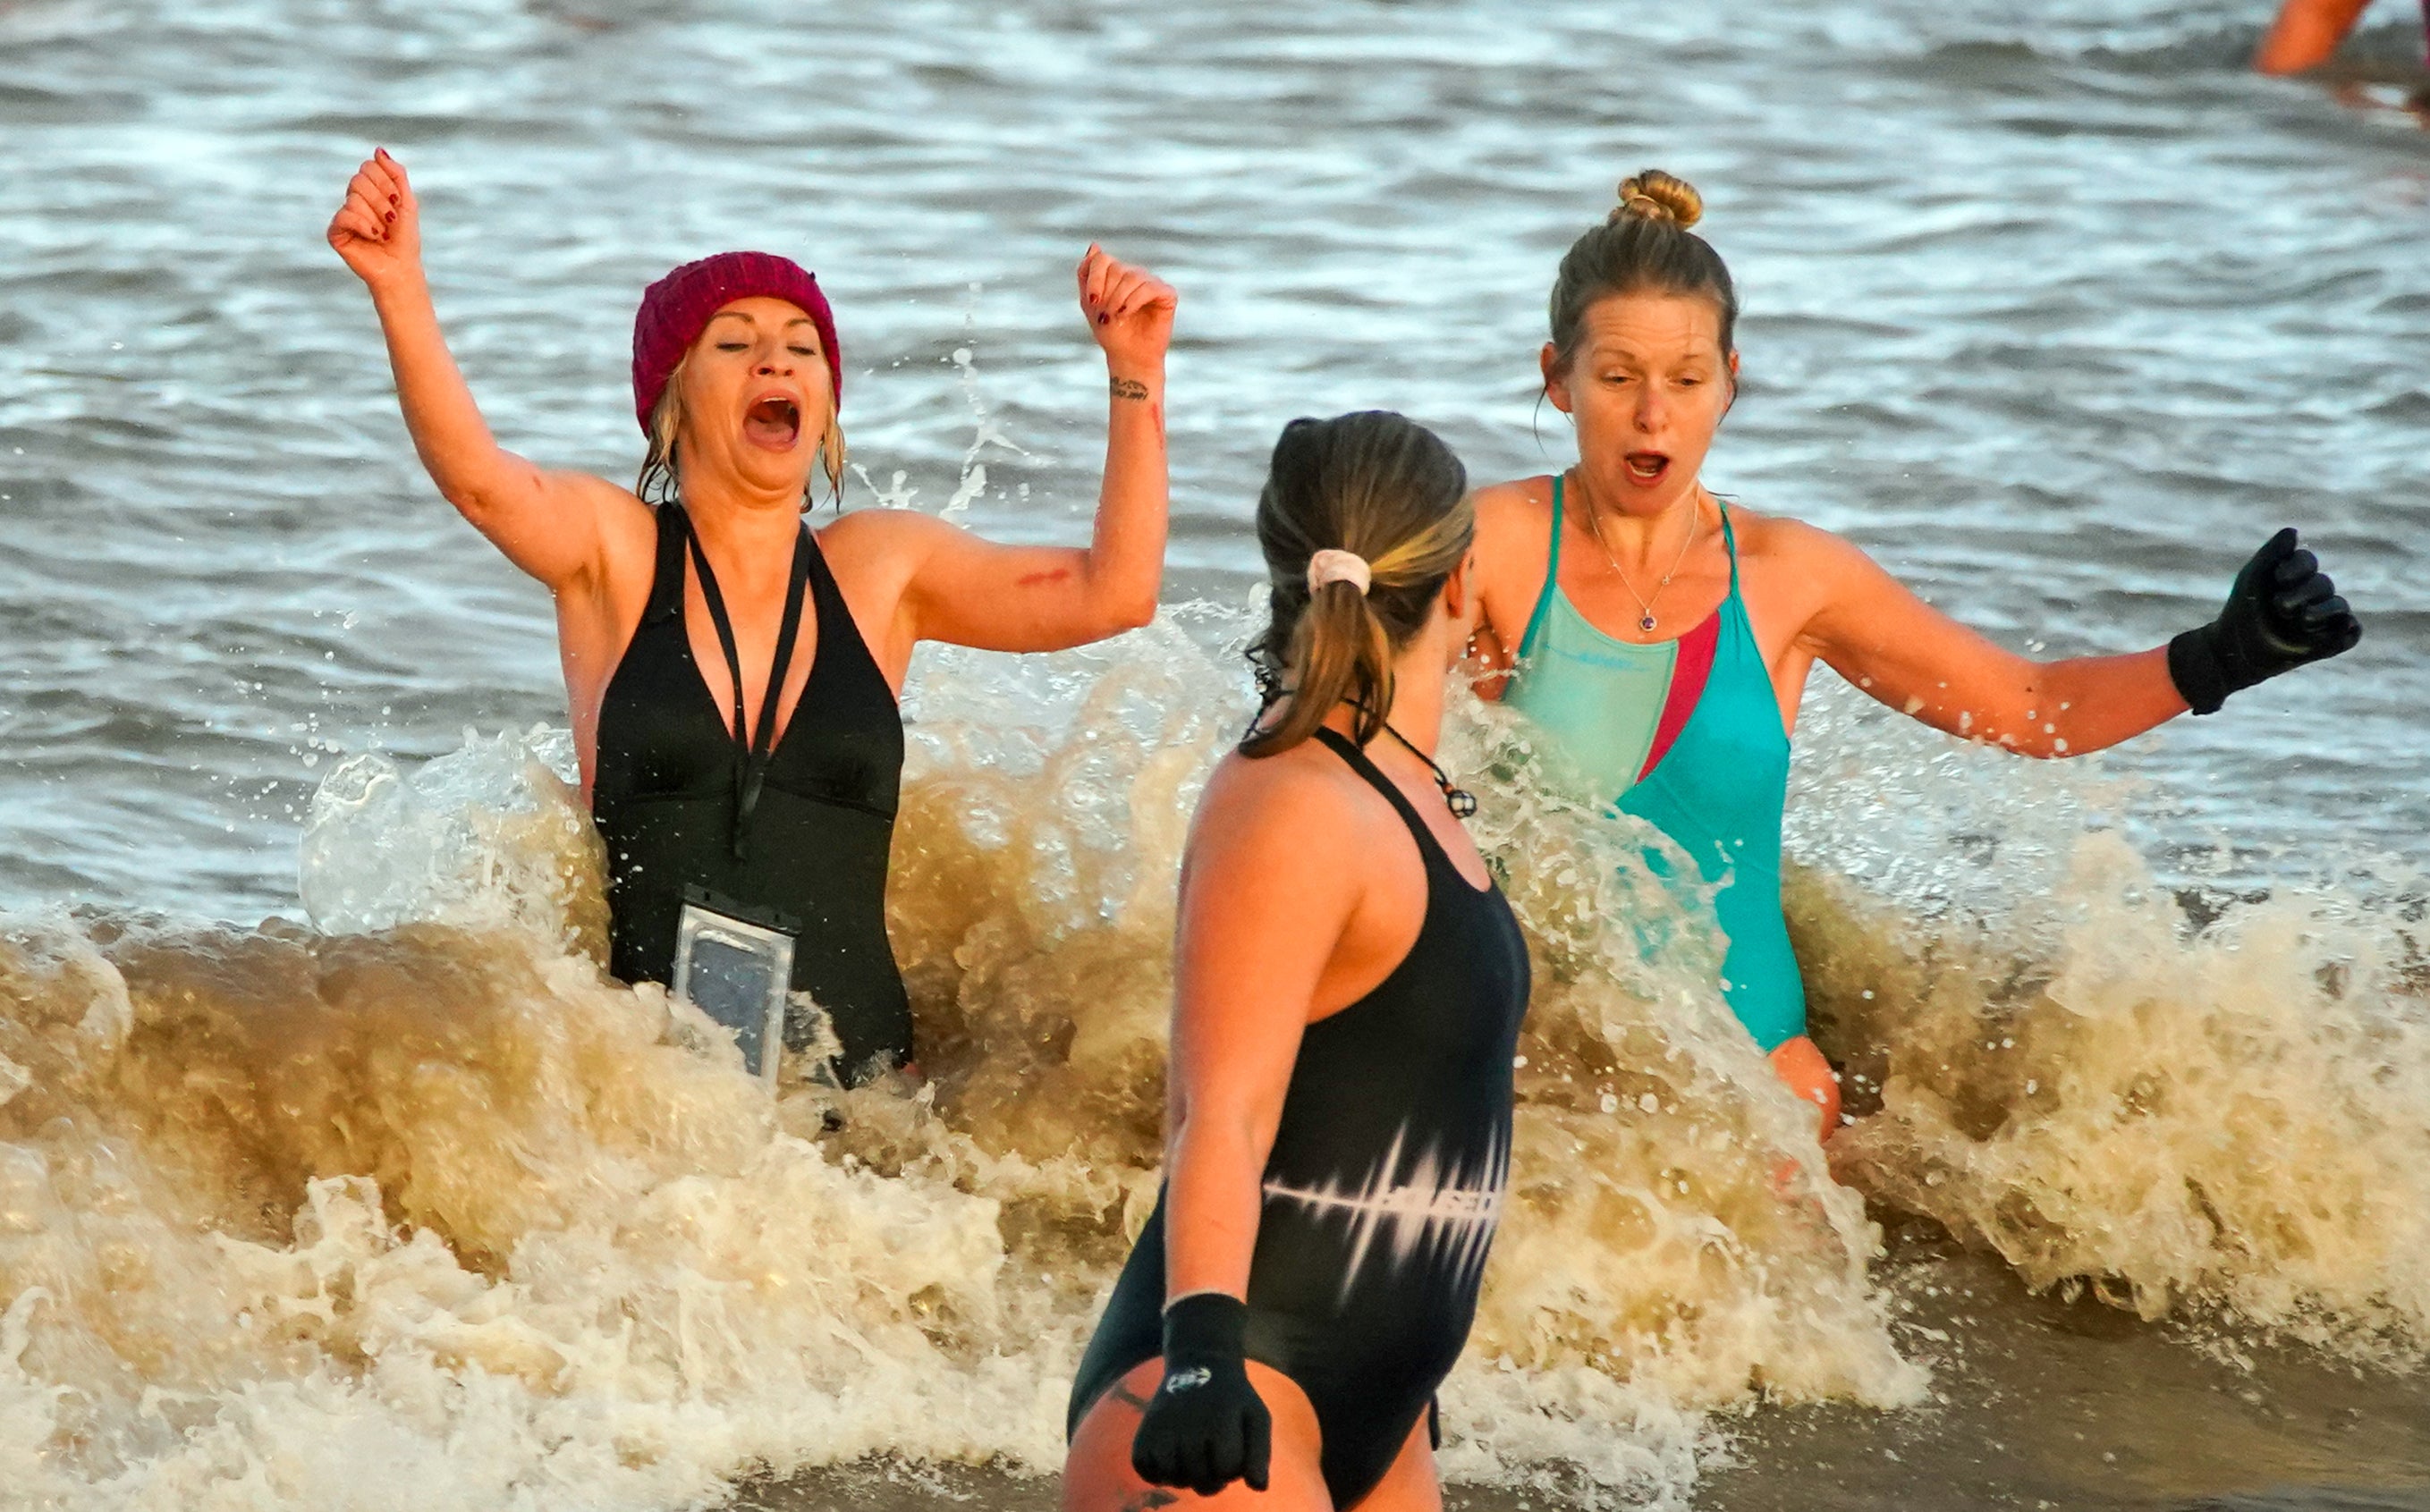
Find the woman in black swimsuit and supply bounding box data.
[1063,413,1531,1511]
[328,151,1174,1081]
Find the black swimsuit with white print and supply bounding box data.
[1068,726,1532,1508]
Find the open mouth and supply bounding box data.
[743,394,802,452]
[1622,451,1671,485]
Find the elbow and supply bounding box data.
[1110,590,1158,633]
[1168,1113,1257,1182]
[1089,577,1159,635]
[440,469,534,532]
[444,487,519,541]
[431,462,504,521]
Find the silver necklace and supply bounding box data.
[1579,477,1701,633]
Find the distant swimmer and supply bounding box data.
[1063,414,1530,1510]
[2255,0,2430,72]
[326,149,1176,1083]
[1469,170,2363,1142]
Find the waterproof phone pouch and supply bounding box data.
[671,887,798,1089]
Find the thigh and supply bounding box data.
[1343,1410,1439,1512]
[1063,1358,1333,1512]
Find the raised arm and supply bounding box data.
[1796,522,2359,757]
[327,149,631,593]
[2254,0,2375,72]
[889,246,1174,653]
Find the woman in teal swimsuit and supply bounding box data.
[1471,170,2364,1139]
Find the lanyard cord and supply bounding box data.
[684,513,810,860]
[1366,711,1478,820]
[1243,677,1477,819]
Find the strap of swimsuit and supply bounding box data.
[1515,475,1566,663]
[1715,496,1742,596]
[1710,501,1749,612]
[1308,726,1443,865]
[684,517,812,859]
[794,521,868,679]
[643,503,692,624]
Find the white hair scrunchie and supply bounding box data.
[1306,548,1373,596]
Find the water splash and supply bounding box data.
[5,612,2428,1510]
[299,725,609,959]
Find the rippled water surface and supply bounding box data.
[4,5,2430,1512]
[2,0,2426,915]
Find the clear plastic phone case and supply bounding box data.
[671,891,797,1089]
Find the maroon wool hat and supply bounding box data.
[631,250,842,435]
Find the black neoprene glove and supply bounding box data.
[2167,528,2361,715]
[1130,1293,1272,1497]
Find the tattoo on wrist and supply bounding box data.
[1110,376,1151,401]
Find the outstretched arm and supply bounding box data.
[2255,0,2375,72]
[1796,524,2358,757]
[893,246,1174,652]
[328,149,631,593]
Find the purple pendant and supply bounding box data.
[1638,613,1656,631]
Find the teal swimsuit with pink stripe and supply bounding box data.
[1503,477,1806,1052]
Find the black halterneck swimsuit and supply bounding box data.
[1069,727,1533,1508]
[590,502,911,1077]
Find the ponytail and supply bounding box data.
[1241,413,1472,757]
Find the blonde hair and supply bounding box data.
[1242,412,1474,758]
[633,354,848,510]
[1610,168,1703,227]
[1548,167,1737,376]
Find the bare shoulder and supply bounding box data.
[1198,743,1360,832]
[583,474,654,532]
[1190,742,1381,878]
[812,503,956,587]
[1722,503,1907,654]
[817,500,936,553]
[1469,475,1558,621]
[1721,501,1867,575]
[1472,474,1555,545]
[817,502,953,546]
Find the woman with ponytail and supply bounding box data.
[1063,413,1531,1511]
[1469,170,2362,1139]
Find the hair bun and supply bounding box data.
[1609,170,1703,229]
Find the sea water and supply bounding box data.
[3,1,2427,1508]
